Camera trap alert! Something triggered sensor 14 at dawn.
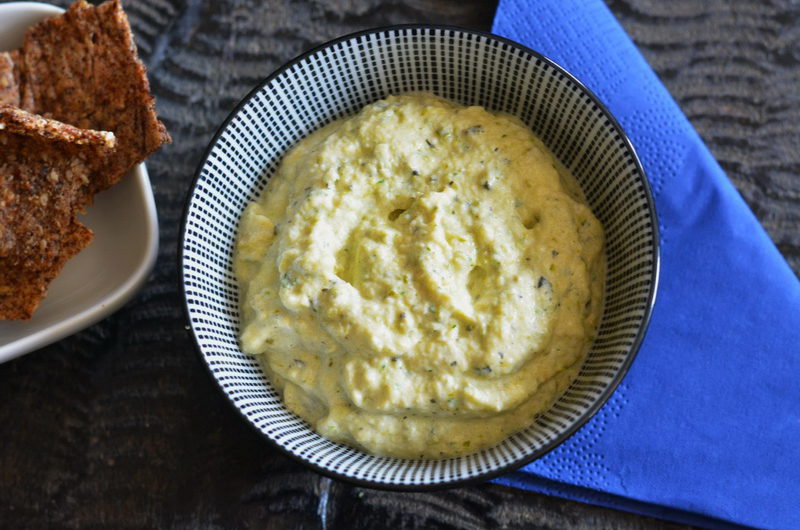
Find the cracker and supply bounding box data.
[0,222,92,320]
[0,0,168,319]
[0,106,114,319]
[10,0,170,193]
[0,104,115,148]
[0,51,20,107]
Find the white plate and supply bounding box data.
[0,2,159,363]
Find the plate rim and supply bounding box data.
[0,1,63,16]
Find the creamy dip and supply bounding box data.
[234,94,604,459]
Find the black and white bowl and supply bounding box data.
[180,26,659,489]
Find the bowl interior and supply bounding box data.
[181,26,658,488]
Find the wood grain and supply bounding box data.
[1,0,796,528]
[608,0,800,275]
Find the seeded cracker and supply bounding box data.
[7,0,170,193]
[0,0,169,319]
[0,106,116,319]
[0,52,20,107]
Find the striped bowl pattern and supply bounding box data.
[180,26,659,489]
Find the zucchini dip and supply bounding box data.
[234,94,605,459]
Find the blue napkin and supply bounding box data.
[491,1,800,528]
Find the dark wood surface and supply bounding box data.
[1,0,797,528]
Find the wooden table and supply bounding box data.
[1,0,797,527]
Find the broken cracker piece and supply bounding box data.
[0,221,93,320]
[0,106,115,319]
[9,0,170,193]
[0,104,116,148]
[0,51,20,107]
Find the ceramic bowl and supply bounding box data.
[0,2,159,363]
[180,26,659,489]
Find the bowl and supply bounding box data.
[0,2,159,364]
[180,25,659,489]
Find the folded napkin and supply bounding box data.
[491,1,800,528]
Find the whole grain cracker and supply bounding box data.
[0,106,114,319]
[0,0,169,319]
[9,0,170,193]
[0,51,20,107]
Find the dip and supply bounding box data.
[234,94,604,459]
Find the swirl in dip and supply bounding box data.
[234,94,604,459]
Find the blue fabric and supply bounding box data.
[491,1,800,528]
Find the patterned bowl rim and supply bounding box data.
[179,24,660,491]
